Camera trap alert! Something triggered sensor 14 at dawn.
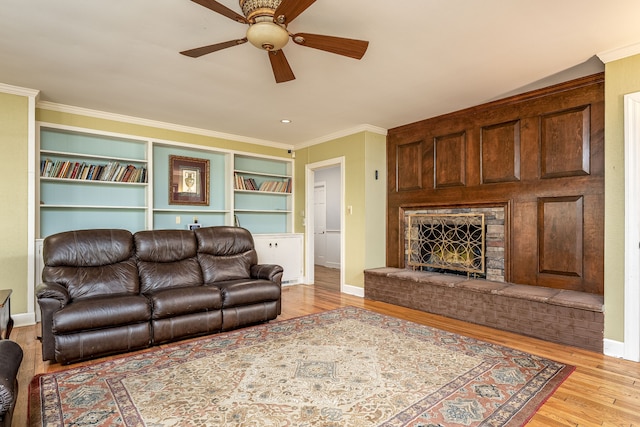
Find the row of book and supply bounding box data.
[40,159,147,183]
[234,173,291,193]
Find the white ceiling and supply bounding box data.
[1,1,639,148]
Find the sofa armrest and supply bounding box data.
[36,282,70,361]
[36,281,70,306]
[251,264,284,285]
[0,340,23,427]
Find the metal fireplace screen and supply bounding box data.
[408,213,485,275]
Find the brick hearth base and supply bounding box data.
[364,268,604,353]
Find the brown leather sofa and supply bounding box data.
[36,226,283,364]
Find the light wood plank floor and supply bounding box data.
[11,272,640,426]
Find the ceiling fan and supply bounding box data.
[180,0,370,83]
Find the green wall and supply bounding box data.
[293,131,386,288]
[603,53,640,342]
[0,92,30,314]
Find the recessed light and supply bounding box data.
[280,119,291,124]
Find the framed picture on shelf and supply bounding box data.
[169,155,209,205]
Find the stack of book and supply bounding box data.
[234,174,291,193]
[40,159,147,183]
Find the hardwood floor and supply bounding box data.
[11,274,640,426]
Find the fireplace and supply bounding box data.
[405,206,506,281]
[408,213,485,275]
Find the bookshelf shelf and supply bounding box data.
[40,205,146,210]
[39,177,147,186]
[40,149,144,164]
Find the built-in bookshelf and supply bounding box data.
[37,126,149,237]
[37,124,295,238]
[233,154,293,234]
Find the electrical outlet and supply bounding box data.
[176,216,181,224]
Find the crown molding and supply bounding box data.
[598,41,640,64]
[297,124,388,149]
[36,101,293,150]
[0,82,40,98]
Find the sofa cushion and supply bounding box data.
[52,295,151,334]
[42,229,139,300]
[44,229,134,267]
[214,279,281,308]
[134,230,204,293]
[195,226,258,283]
[147,286,223,319]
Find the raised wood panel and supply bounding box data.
[481,120,521,184]
[434,131,466,188]
[540,106,591,178]
[396,140,423,191]
[538,196,584,277]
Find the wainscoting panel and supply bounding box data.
[481,120,521,184]
[540,105,591,178]
[434,131,466,188]
[538,196,584,278]
[395,140,423,191]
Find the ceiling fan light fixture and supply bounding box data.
[246,21,289,51]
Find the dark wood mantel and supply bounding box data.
[386,73,604,295]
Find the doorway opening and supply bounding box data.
[305,158,345,291]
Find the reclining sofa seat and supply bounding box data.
[134,229,223,344]
[38,229,152,364]
[194,226,282,330]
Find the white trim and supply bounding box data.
[342,284,365,298]
[297,124,388,149]
[603,338,626,359]
[623,92,640,361]
[36,101,293,150]
[598,41,640,64]
[0,82,39,97]
[26,89,39,325]
[305,157,345,290]
[13,313,36,328]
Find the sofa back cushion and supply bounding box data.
[195,226,257,283]
[42,229,139,300]
[134,230,203,293]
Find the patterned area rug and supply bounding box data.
[29,307,573,426]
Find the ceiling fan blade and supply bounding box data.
[273,0,316,25]
[190,0,248,24]
[180,38,248,57]
[292,33,369,59]
[268,50,295,83]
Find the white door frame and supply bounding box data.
[305,157,345,290]
[624,92,640,361]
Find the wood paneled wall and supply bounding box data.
[387,74,604,294]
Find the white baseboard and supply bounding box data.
[603,338,626,359]
[13,312,36,328]
[342,284,364,298]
